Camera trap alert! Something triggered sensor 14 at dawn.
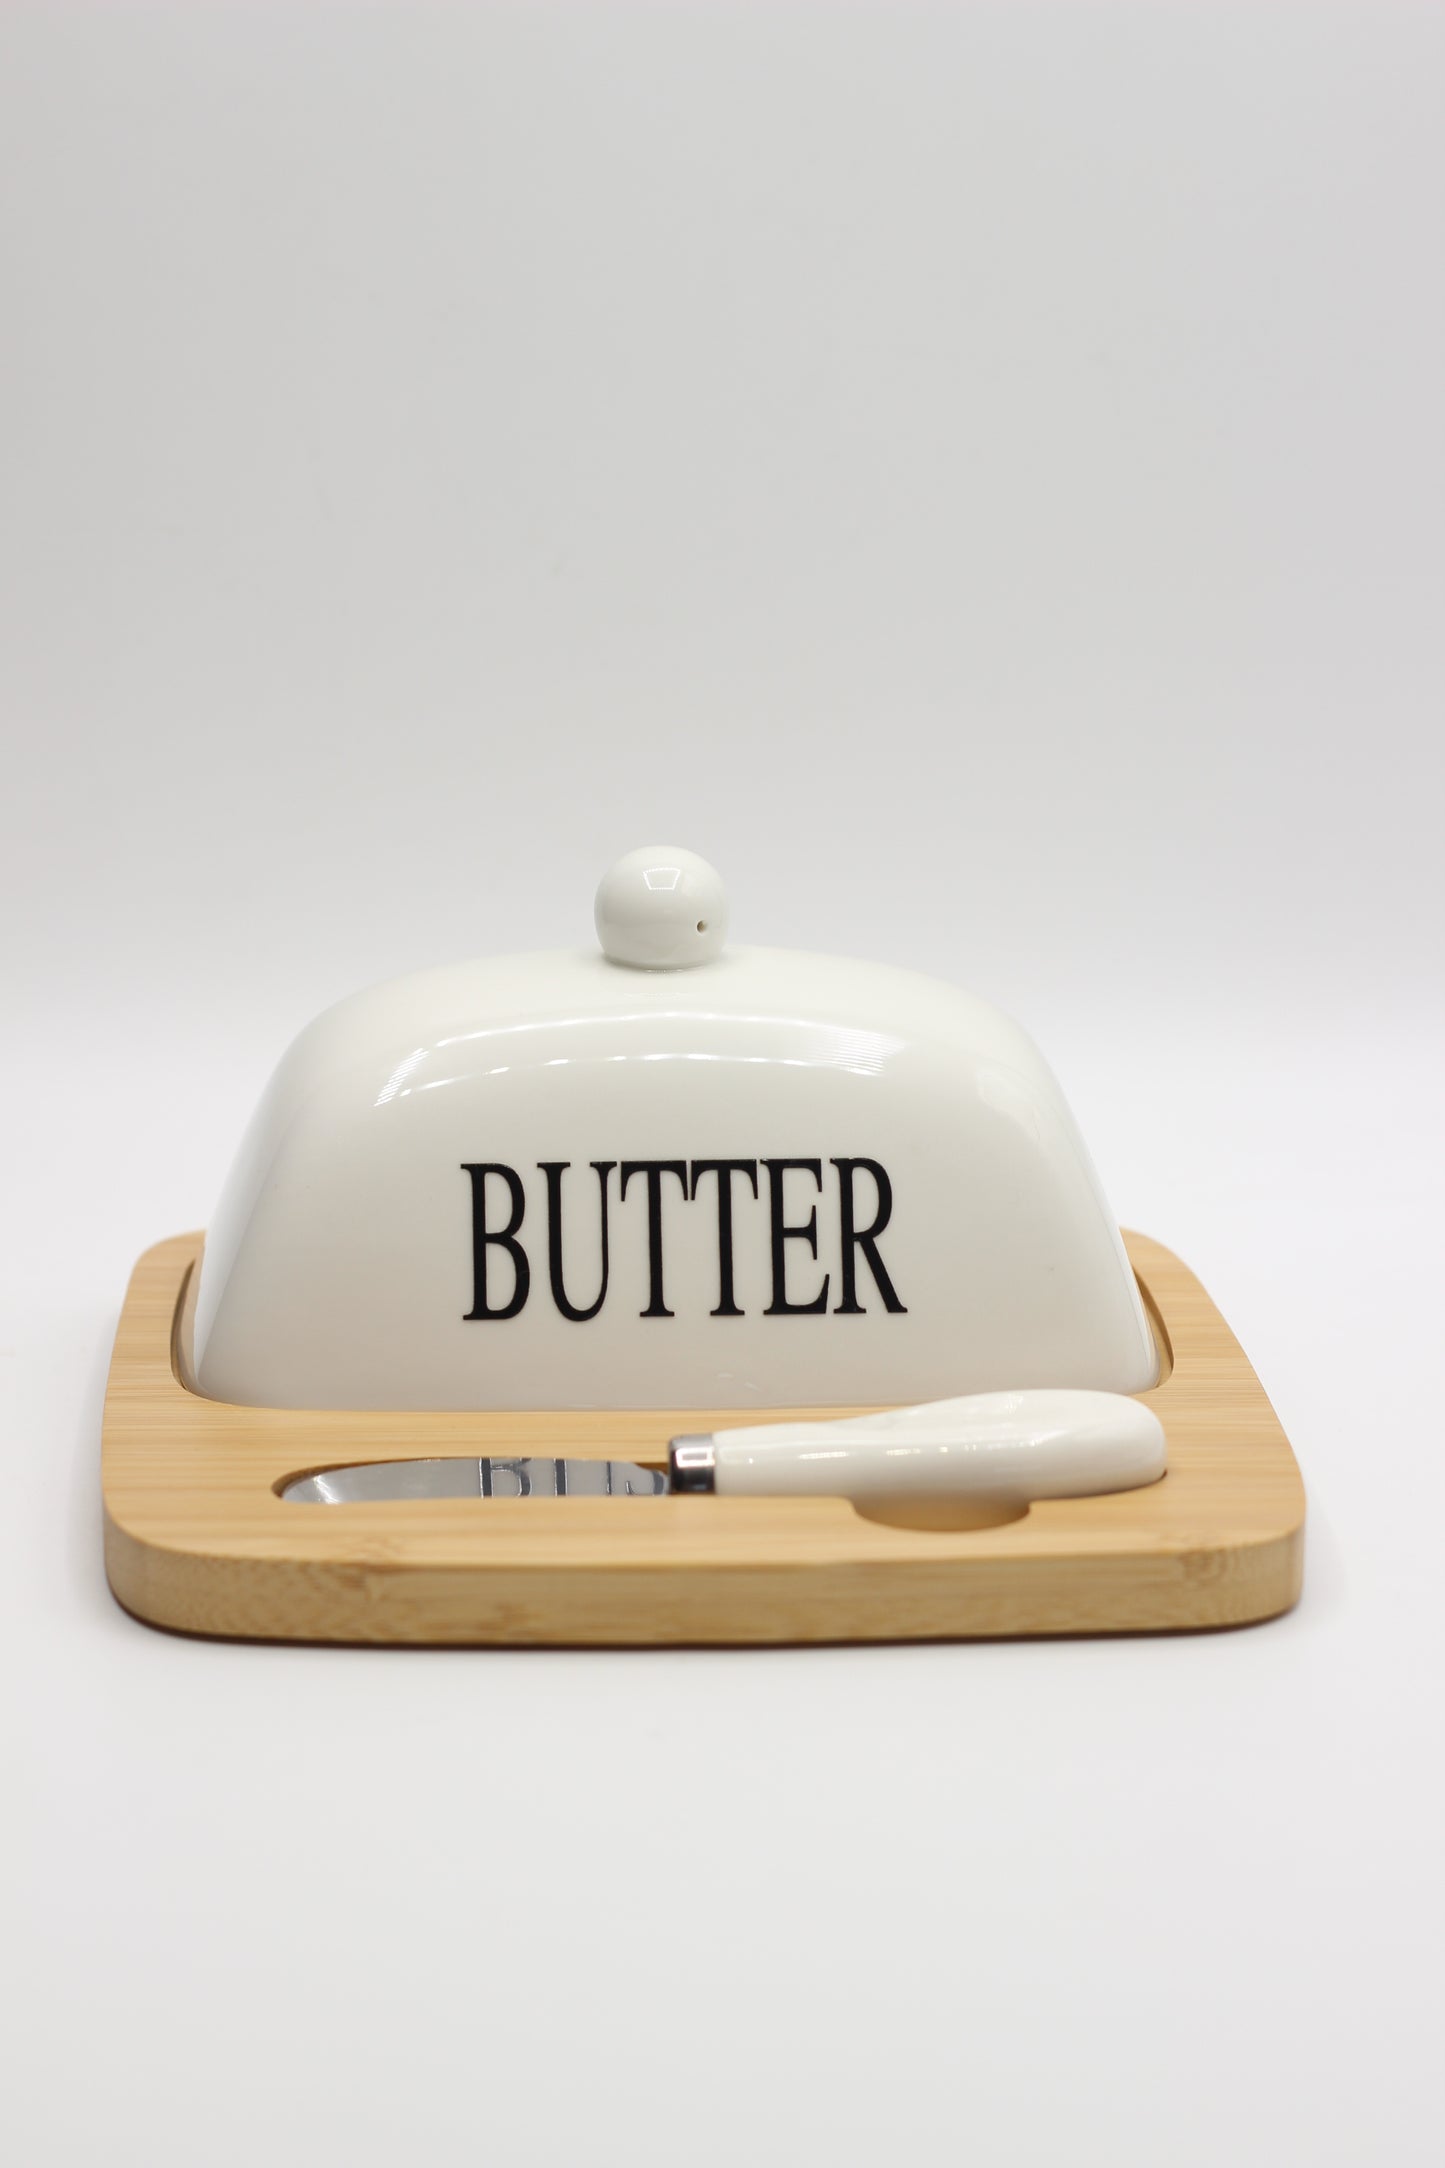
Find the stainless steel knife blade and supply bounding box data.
[282,1456,670,1504]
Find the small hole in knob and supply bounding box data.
[696,920,707,934]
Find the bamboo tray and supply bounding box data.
[102,1230,1304,1644]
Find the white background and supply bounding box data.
[3,6,1442,2162]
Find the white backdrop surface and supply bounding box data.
[2,7,1442,2164]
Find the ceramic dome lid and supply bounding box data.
[184,847,1158,1411]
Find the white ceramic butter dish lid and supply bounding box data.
[184,846,1158,1412]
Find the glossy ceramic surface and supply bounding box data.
[593,844,729,968]
[707,1389,1166,1502]
[186,850,1159,1410]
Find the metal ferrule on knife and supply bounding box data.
[667,1438,718,1492]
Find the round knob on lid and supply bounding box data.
[594,846,728,970]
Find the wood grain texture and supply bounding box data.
[102,1232,1304,1644]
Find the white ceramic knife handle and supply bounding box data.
[706,1389,1165,1504]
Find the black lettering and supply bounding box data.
[688,1159,760,1316]
[619,1161,689,1318]
[762,1158,830,1315]
[539,1161,616,1322]
[462,1163,530,1319]
[831,1157,907,1314]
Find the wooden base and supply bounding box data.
[102,1232,1304,1644]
